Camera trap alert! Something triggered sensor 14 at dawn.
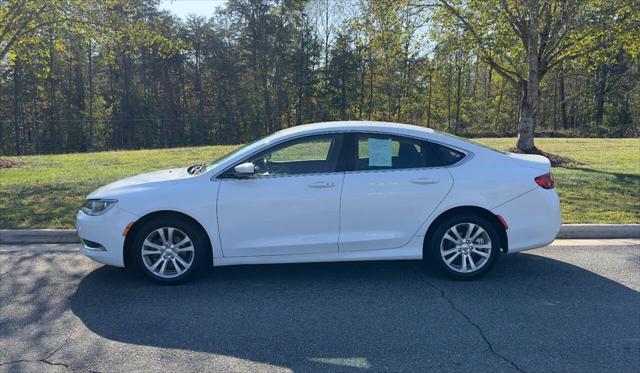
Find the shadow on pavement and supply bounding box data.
[69,254,640,372]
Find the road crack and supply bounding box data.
[413,267,526,373]
[0,358,69,370]
[0,331,73,370]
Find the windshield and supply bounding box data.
[205,133,276,172]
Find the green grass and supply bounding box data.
[0,145,239,229]
[1,138,638,228]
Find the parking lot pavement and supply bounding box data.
[1,240,638,372]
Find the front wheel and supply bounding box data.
[132,217,209,284]
[428,215,500,280]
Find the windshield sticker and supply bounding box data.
[368,138,392,167]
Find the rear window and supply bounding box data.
[428,142,466,166]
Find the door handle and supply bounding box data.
[308,181,335,188]
[411,178,439,185]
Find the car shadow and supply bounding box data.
[69,253,640,372]
[558,165,640,182]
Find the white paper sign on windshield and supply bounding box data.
[368,138,392,167]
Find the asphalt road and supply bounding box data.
[1,240,639,372]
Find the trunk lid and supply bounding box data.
[506,153,551,171]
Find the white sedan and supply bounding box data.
[77,121,561,283]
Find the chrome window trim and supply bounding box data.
[212,129,473,180]
[219,171,345,181]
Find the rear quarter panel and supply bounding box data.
[447,151,540,208]
[413,147,546,239]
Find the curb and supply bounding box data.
[555,224,640,239]
[1,224,639,245]
[0,229,79,244]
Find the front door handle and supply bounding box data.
[411,178,439,185]
[308,181,335,188]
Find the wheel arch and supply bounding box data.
[423,206,509,256]
[123,210,213,268]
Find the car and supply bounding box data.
[77,121,561,283]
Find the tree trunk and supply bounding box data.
[593,63,608,127]
[516,18,540,152]
[367,58,374,120]
[446,63,452,132]
[496,79,504,131]
[454,63,463,134]
[559,63,568,130]
[260,68,272,134]
[340,74,347,120]
[32,86,39,153]
[47,28,60,153]
[426,68,432,128]
[357,48,365,119]
[121,50,133,149]
[552,70,558,131]
[194,39,205,143]
[482,66,493,128]
[517,84,537,151]
[13,60,23,155]
[323,1,330,87]
[0,108,4,153]
[87,41,94,151]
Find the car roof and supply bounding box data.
[276,121,435,137]
[274,121,484,152]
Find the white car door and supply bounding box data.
[339,133,455,252]
[217,134,344,257]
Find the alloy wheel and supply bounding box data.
[140,227,195,279]
[439,223,492,274]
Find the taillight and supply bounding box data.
[535,172,555,189]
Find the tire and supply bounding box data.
[131,217,210,284]
[427,214,500,280]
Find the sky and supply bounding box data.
[159,0,228,19]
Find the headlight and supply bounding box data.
[81,199,118,216]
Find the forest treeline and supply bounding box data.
[1,0,638,156]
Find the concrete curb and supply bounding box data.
[556,224,640,239]
[0,229,79,244]
[1,224,639,244]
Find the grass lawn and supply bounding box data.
[1,138,638,228]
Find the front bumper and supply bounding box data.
[76,207,140,267]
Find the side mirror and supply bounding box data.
[233,162,255,177]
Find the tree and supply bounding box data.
[0,0,638,156]
[433,0,640,151]
[183,16,209,144]
[327,32,358,119]
[0,0,88,61]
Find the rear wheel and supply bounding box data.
[132,217,209,284]
[428,215,500,280]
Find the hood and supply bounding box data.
[88,168,192,198]
[506,153,551,171]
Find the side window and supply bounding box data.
[355,134,428,170]
[269,140,331,162]
[249,135,340,176]
[426,142,466,166]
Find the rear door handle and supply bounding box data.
[308,181,335,188]
[411,178,439,185]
